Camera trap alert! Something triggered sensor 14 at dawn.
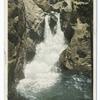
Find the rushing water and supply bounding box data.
[16,13,92,100]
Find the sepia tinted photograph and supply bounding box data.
[8,0,94,100]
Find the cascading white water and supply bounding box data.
[16,13,66,99]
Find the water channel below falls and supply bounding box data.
[16,13,92,100]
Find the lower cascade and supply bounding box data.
[16,13,66,99]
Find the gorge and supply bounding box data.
[8,0,93,100]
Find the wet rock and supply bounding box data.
[64,23,75,43]
[49,15,57,34]
[59,18,92,71]
[25,37,36,62]
[23,0,46,41]
[59,0,93,72]
[59,47,74,70]
[8,0,27,99]
[33,0,50,11]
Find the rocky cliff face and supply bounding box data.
[59,18,92,71]
[59,0,93,71]
[8,0,93,99]
[8,0,26,99]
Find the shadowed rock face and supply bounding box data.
[8,0,25,75]
[59,0,93,71]
[8,0,27,99]
[59,18,92,71]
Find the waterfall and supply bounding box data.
[16,13,66,99]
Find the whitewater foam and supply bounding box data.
[16,13,66,98]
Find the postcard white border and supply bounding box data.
[1,0,97,100]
